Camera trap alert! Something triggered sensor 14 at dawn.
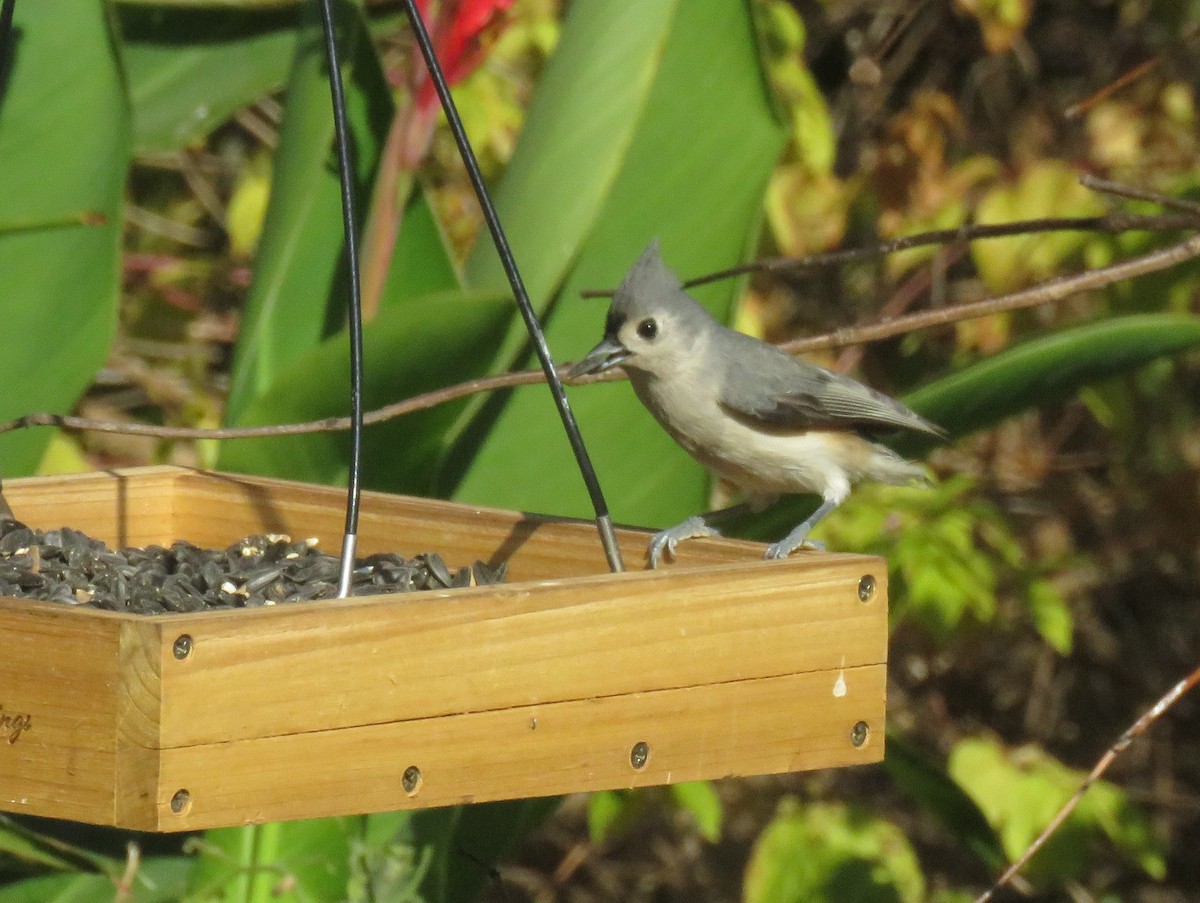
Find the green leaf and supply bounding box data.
[903,313,1200,448]
[0,0,129,477]
[188,820,350,903]
[1026,579,1073,654]
[406,798,562,903]
[217,292,512,494]
[743,799,925,903]
[948,736,1167,885]
[118,5,299,154]
[225,0,392,422]
[462,0,679,306]
[0,857,191,903]
[0,820,76,873]
[668,781,723,843]
[448,0,787,526]
[349,812,432,903]
[972,161,1105,292]
[883,732,1005,871]
[587,790,637,845]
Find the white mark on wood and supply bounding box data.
[833,656,847,698]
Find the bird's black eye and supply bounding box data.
[636,318,658,340]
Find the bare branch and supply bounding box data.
[781,231,1200,355]
[3,230,1200,444]
[577,211,1200,298]
[1079,174,1200,216]
[974,663,1200,903]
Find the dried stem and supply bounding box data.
[974,663,1200,903]
[113,842,142,903]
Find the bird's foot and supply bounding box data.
[648,516,721,568]
[764,531,825,560]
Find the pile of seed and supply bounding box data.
[0,519,506,615]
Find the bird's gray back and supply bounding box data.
[712,327,944,438]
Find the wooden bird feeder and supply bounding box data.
[0,466,887,831]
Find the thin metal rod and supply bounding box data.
[0,0,16,79]
[400,0,624,573]
[315,0,365,597]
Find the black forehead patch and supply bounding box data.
[604,310,625,337]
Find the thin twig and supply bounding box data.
[1063,22,1200,120]
[3,227,1200,443]
[974,663,1200,903]
[1080,173,1200,216]
[1064,57,1162,120]
[832,242,968,373]
[577,211,1200,298]
[780,231,1200,355]
[113,842,141,903]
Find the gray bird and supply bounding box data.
[569,240,945,567]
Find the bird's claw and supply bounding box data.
[647,516,720,568]
[763,536,825,560]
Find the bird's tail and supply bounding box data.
[865,443,934,487]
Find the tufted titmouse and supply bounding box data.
[569,240,945,567]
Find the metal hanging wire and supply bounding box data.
[399,0,625,573]
[315,0,365,597]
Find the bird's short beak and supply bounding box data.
[567,336,631,378]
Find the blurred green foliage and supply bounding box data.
[743,799,925,903]
[0,0,1198,901]
[949,736,1167,885]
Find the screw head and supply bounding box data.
[629,741,650,770]
[850,721,870,748]
[172,634,193,660]
[402,765,422,795]
[857,575,876,603]
[169,789,191,814]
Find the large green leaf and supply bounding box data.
[118,5,299,154]
[883,732,1005,871]
[224,0,392,422]
[903,313,1200,447]
[217,292,512,494]
[462,0,676,307]
[428,0,680,497]
[448,0,787,528]
[187,820,350,903]
[0,0,129,477]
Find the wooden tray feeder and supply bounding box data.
[0,466,887,831]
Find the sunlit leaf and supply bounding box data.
[903,314,1200,448]
[118,5,298,154]
[217,293,512,494]
[188,820,349,903]
[972,160,1105,292]
[1026,580,1073,654]
[744,799,924,903]
[669,781,723,843]
[948,736,1167,885]
[0,0,130,477]
[224,1,392,421]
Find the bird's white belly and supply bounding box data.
[631,375,856,500]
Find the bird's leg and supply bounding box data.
[647,502,753,569]
[764,498,841,560]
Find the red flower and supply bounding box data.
[412,0,514,112]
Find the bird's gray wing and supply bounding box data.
[716,334,945,438]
